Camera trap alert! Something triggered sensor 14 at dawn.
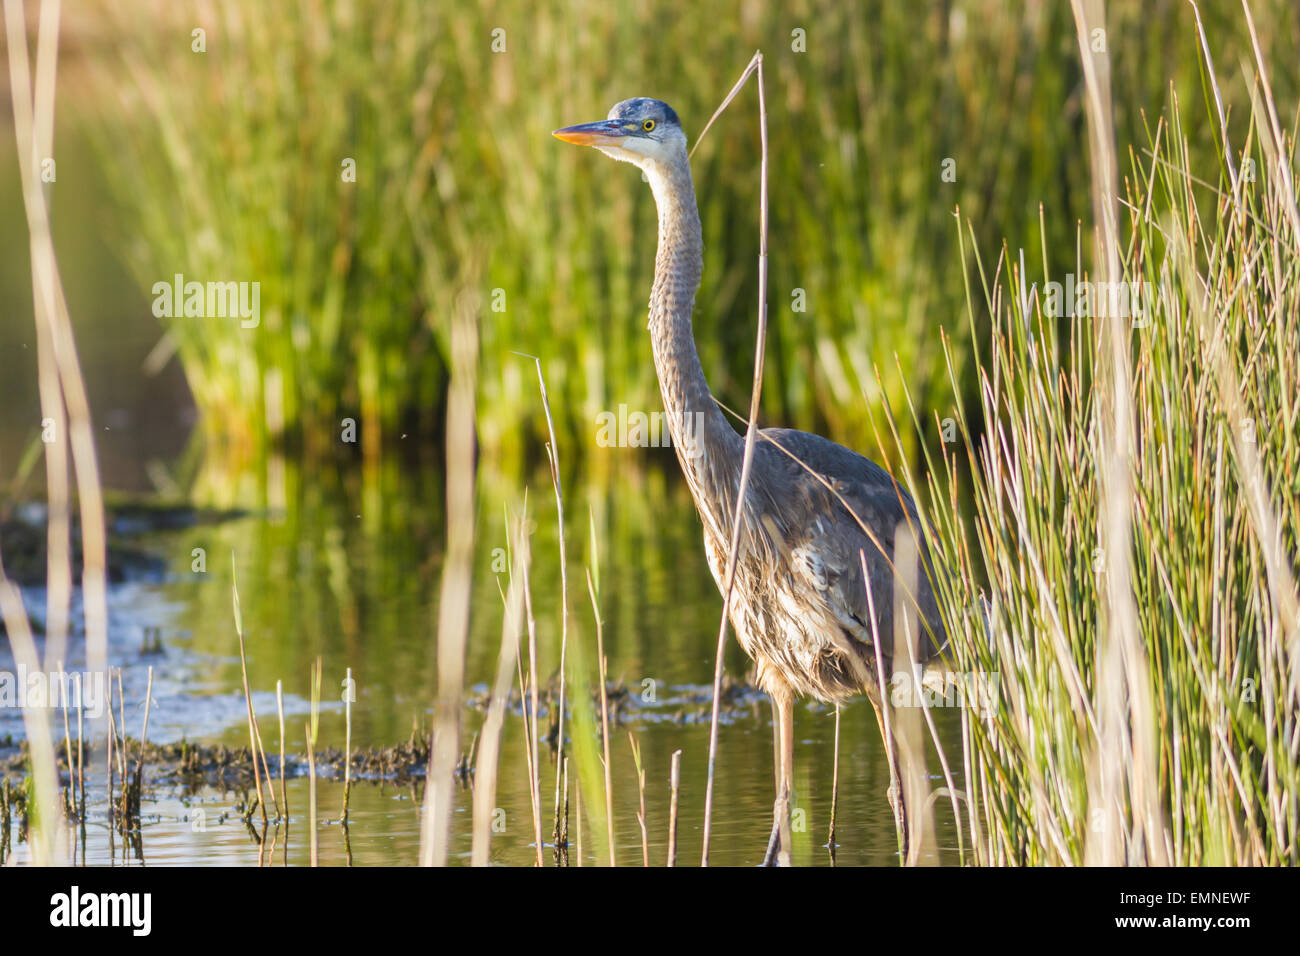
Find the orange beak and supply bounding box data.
[552,119,627,147]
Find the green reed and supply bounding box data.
[78,0,1299,466]
[890,47,1300,864]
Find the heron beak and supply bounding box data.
[552,120,627,147]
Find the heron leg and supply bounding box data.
[770,698,782,797]
[761,692,794,866]
[871,701,909,860]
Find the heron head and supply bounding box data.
[553,98,686,171]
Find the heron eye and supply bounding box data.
[642,119,656,132]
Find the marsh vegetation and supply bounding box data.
[0,0,1297,865]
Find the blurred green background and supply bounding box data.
[5,0,1295,484]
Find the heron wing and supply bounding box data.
[752,427,944,663]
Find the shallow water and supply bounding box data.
[6,705,956,867]
[1,457,964,866]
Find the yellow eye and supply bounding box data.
[642,119,656,132]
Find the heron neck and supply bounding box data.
[644,156,743,519]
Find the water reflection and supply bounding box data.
[4,450,962,865]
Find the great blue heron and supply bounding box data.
[555,98,946,864]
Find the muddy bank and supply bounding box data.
[0,671,771,802]
[466,672,771,730]
[0,501,248,587]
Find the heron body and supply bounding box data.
[555,97,945,862]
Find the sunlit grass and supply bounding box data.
[895,62,1300,863]
[78,0,1299,467]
